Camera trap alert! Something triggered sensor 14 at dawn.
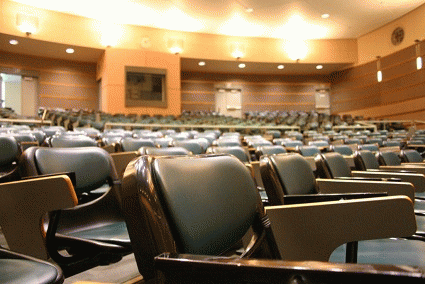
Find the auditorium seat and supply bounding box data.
[259,152,425,266]
[401,149,424,163]
[0,136,22,183]
[18,147,131,276]
[254,145,287,160]
[120,137,155,152]
[0,240,64,284]
[120,154,420,282]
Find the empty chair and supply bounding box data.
[260,153,415,206]
[330,144,354,156]
[296,145,321,157]
[173,139,204,154]
[41,126,66,138]
[120,154,420,282]
[0,238,64,284]
[120,137,155,152]
[358,143,379,153]
[255,145,287,160]
[19,147,131,275]
[401,149,424,163]
[153,137,173,148]
[281,140,303,150]
[214,138,241,147]
[49,134,98,148]
[376,151,404,166]
[308,140,329,150]
[208,146,250,163]
[139,146,191,156]
[0,136,22,182]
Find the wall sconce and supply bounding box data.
[376,56,383,83]
[167,38,184,54]
[231,42,246,59]
[16,13,39,36]
[285,40,308,62]
[415,39,422,70]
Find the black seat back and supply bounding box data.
[376,151,402,166]
[315,152,352,178]
[20,147,118,196]
[120,154,279,280]
[260,153,317,205]
[353,150,380,170]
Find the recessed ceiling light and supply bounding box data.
[277,65,284,69]
[9,39,19,45]
[66,48,74,54]
[238,63,246,69]
[316,65,323,69]
[198,61,206,66]
[245,8,254,13]
[321,14,330,19]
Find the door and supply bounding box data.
[21,76,38,117]
[215,88,242,118]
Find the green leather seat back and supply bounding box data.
[212,146,249,163]
[378,151,402,166]
[270,154,316,195]
[50,135,97,148]
[121,137,155,152]
[0,136,20,167]
[258,145,287,156]
[142,146,190,156]
[354,150,380,170]
[34,147,112,194]
[153,155,259,255]
[401,150,424,163]
[320,152,352,178]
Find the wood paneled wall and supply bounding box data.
[181,72,329,113]
[0,51,98,111]
[330,41,425,120]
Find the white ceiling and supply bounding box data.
[10,0,425,39]
[2,0,425,75]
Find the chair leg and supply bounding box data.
[345,241,358,263]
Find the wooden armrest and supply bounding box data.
[316,178,415,202]
[0,175,77,260]
[154,253,425,283]
[402,162,425,167]
[283,192,387,205]
[379,165,425,175]
[352,170,425,193]
[110,151,139,179]
[265,196,416,262]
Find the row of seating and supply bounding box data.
[1,123,425,282]
[41,107,408,133]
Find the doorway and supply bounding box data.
[215,88,242,118]
[0,73,38,117]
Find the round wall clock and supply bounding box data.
[391,27,404,46]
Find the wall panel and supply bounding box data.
[181,72,328,114]
[0,50,98,111]
[329,40,425,120]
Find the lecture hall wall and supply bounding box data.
[1,0,425,119]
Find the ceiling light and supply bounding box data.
[286,40,308,61]
[277,65,284,69]
[167,38,184,54]
[415,40,422,70]
[198,61,206,66]
[16,13,39,35]
[245,8,254,13]
[66,48,75,54]
[321,14,330,19]
[376,56,382,82]
[238,63,246,69]
[9,39,19,45]
[316,65,323,69]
